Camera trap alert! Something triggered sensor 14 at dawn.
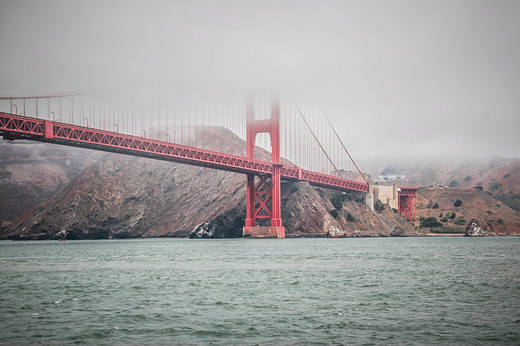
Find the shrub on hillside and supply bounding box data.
[489,182,503,192]
[430,226,465,234]
[421,217,443,228]
[454,217,466,225]
[374,199,385,213]
[454,199,463,207]
[329,209,339,218]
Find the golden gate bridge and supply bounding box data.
[0,91,416,238]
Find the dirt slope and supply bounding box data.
[416,187,520,235]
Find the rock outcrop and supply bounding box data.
[464,219,486,237]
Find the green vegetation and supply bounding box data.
[503,173,512,179]
[392,208,398,214]
[346,212,356,222]
[330,194,346,210]
[495,194,520,212]
[449,180,459,187]
[465,175,472,181]
[489,182,503,193]
[487,210,493,214]
[329,194,346,218]
[454,217,466,225]
[474,186,483,191]
[328,193,361,221]
[374,199,385,213]
[329,209,339,218]
[432,202,439,209]
[454,199,463,207]
[430,226,465,234]
[421,217,443,228]
[440,212,456,223]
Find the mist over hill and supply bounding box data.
[359,156,520,211]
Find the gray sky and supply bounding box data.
[1,0,519,160]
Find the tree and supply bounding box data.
[454,199,463,207]
[449,180,459,187]
[432,202,439,209]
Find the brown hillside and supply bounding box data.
[363,157,520,196]
[417,187,520,235]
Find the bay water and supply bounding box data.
[0,237,519,344]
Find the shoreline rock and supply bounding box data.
[464,219,486,237]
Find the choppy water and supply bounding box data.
[0,237,519,345]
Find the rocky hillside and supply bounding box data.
[0,131,415,240]
[416,187,520,235]
[361,156,520,212]
[0,141,101,228]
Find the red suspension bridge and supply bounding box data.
[0,92,416,238]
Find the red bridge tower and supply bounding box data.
[242,97,285,238]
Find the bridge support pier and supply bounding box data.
[242,96,285,238]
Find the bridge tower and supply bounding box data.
[242,97,285,238]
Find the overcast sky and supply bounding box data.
[1,0,519,160]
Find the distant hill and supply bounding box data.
[359,156,520,211]
[416,187,520,235]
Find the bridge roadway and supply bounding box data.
[0,112,369,193]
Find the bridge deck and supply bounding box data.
[0,112,369,193]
